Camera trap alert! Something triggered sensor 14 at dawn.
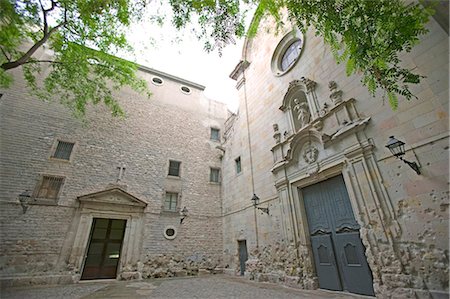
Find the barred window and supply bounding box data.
[164,193,178,211]
[52,141,74,160]
[210,128,220,141]
[210,168,220,183]
[36,176,64,199]
[168,160,181,177]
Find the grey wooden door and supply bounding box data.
[302,175,374,296]
[238,240,248,276]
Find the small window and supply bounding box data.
[180,86,191,94]
[164,192,178,211]
[210,128,220,141]
[168,160,181,177]
[210,168,220,183]
[235,157,241,174]
[52,140,74,160]
[36,175,64,199]
[163,225,177,240]
[151,77,163,85]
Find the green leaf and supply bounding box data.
[387,91,398,110]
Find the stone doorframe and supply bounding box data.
[275,139,407,295]
[67,187,147,281]
[271,92,405,295]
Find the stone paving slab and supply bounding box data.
[2,275,369,299]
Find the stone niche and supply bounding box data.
[66,187,146,281]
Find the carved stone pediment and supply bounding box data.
[279,78,317,112]
[77,187,147,208]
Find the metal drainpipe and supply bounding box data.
[241,67,259,249]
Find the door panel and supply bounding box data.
[302,175,374,296]
[81,218,126,280]
[310,234,342,291]
[334,232,375,296]
[238,240,248,276]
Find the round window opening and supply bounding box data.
[152,77,163,85]
[180,86,191,94]
[271,30,304,76]
[163,226,177,240]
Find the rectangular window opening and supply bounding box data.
[235,157,242,174]
[164,192,178,211]
[210,168,220,183]
[52,140,75,160]
[168,160,181,177]
[210,128,220,141]
[36,175,64,199]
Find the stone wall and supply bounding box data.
[0,63,227,285]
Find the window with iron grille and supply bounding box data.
[164,192,178,211]
[52,140,75,160]
[210,168,220,183]
[36,176,64,199]
[168,160,181,177]
[235,157,242,174]
[210,128,220,141]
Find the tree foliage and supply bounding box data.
[283,0,434,109]
[1,0,150,117]
[1,0,435,115]
[166,0,433,109]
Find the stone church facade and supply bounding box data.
[222,14,448,299]
[1,9,449,299]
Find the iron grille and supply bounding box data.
[37,176,64,199]
[53,141,74,160]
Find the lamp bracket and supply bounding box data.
[400,158,421,175]
[256,206,270,215]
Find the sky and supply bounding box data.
[125,16,246,113]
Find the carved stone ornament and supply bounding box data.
[319,102,328,117]
[300,77,317,94]
[303,145,319,164]
[273,123,281,143]
[329,80,343,105]
[293,99,311,129]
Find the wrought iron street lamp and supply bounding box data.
[251,193,269,215]
[180,206,188,224]
[385,136,421,175]
[18,190,32,214]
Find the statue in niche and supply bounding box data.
[293,98,311,128]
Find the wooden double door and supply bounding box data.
[81,218,126,280]
[301,175,375,296]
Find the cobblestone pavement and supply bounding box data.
[2,275,370,299]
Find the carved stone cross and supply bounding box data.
[116,165,126,182]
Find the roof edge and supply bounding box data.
[138,65,206,90]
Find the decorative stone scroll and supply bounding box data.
[329,81,343,105]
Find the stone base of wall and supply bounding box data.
[243,242,317,290]
[140,254,223,279]
[0,274,77,288]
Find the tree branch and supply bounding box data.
[0,47,11,62]
[1,21,66,71]
[21,59,63,65]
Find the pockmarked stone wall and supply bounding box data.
[0,60,227,286]
[223,12,448,299]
